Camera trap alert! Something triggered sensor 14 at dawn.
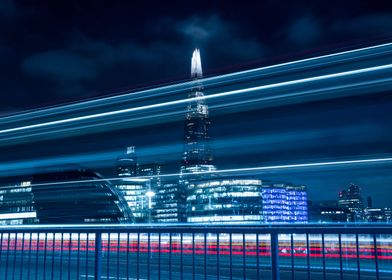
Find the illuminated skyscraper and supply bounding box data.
[116,147,150,222]
[180,49,216,175]
[338,183,364,222]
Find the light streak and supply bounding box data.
[1,63,392,136]
[2,42,391,124]
[1,157,391,190]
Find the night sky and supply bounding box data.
[1,1,392,206]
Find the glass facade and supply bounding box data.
[262,183,308,223]
[0,168,133,224]
[0,180,37,225]
[338,183,364,222]
[155,181,186,223]
[187,178,263,223]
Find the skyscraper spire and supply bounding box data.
[191,48,203,79]
[180,48,215,175]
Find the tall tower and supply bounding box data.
[180,49,216,175]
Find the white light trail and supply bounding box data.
[1,63,392,136]
[1,157,391,190]
[2,42,391,124]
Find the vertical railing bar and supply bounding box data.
[257,233,260,280]
[180,232,183,280]
[19,232,25,280]
[137,231,140,280]
[107,233,110,280]
[51,233,55,280]
[0,233,3,267]
[180,232,184,279]
[147,232,150,280]
[60,232,64,280]
[12,232,18,280]
[192,232,195,280]
[204,232,207,280]
[86,233,89,280]
[94,232,102,280]
[217,233,220,280]
[27,232,32,280]
[243,233,246,280]
[5,232,11,280]
[230,233,233,280]
[356,233,360,280]
[322,234,326,280]
[169,232,172,280]
[271,232,280,280]
[43,232,48,280]
[374,234,379,280]
[126,233,129,280]
[338,233,343,280]
[158,233,161,280]
[117,233,120,280]
[306,233,310,280]
[35,233,39,280]
[77,233,81,280]
[68,233,72,280]
[291,233,294,280]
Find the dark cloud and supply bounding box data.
[288,16,322,46]
[22,50,97,83]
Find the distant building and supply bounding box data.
[0,179,37,225]
[116,147,165,222]
[0,168,133,225]
[116,146,137,177]
[338,183,364,222]
[186,177,263,223]
[155,180,186,223]
[364,207,391,223]
[308,200,348,223]
[262,183,308,223]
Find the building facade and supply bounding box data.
[155,181,186,223]
[338,183,364,222]
[0,168,133,225]
[262,183,308,223]
[187,177,263,223]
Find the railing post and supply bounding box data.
[95,232,102,280]
[271,232,280,280]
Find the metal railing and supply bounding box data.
[0,224,391,279]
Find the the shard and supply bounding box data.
[191,48,203,79]
[180,49,216,175]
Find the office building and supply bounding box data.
[262,183,308,223]
[155,180,186,223]
[187,177,263,223]
[338,183,364,222]
[0,167,133,225]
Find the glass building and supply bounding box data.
[0,179,37,225]
[155,180,186,223]
[116,147,162,222]
[262,183,308,223]
[187,177,263,223]
[0,168,133,225]
[338,183,364,222]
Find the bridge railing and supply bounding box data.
[0,224,391,280]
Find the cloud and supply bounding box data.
[22,50,97,83]
[331,13,392,37]
[287,16,322,46]
[175,15,265,61]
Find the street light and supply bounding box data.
[145,190,155,224]
[146,190,155,209]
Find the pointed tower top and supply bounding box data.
[191,48,203,79]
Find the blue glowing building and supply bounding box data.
[262,183,308,223]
